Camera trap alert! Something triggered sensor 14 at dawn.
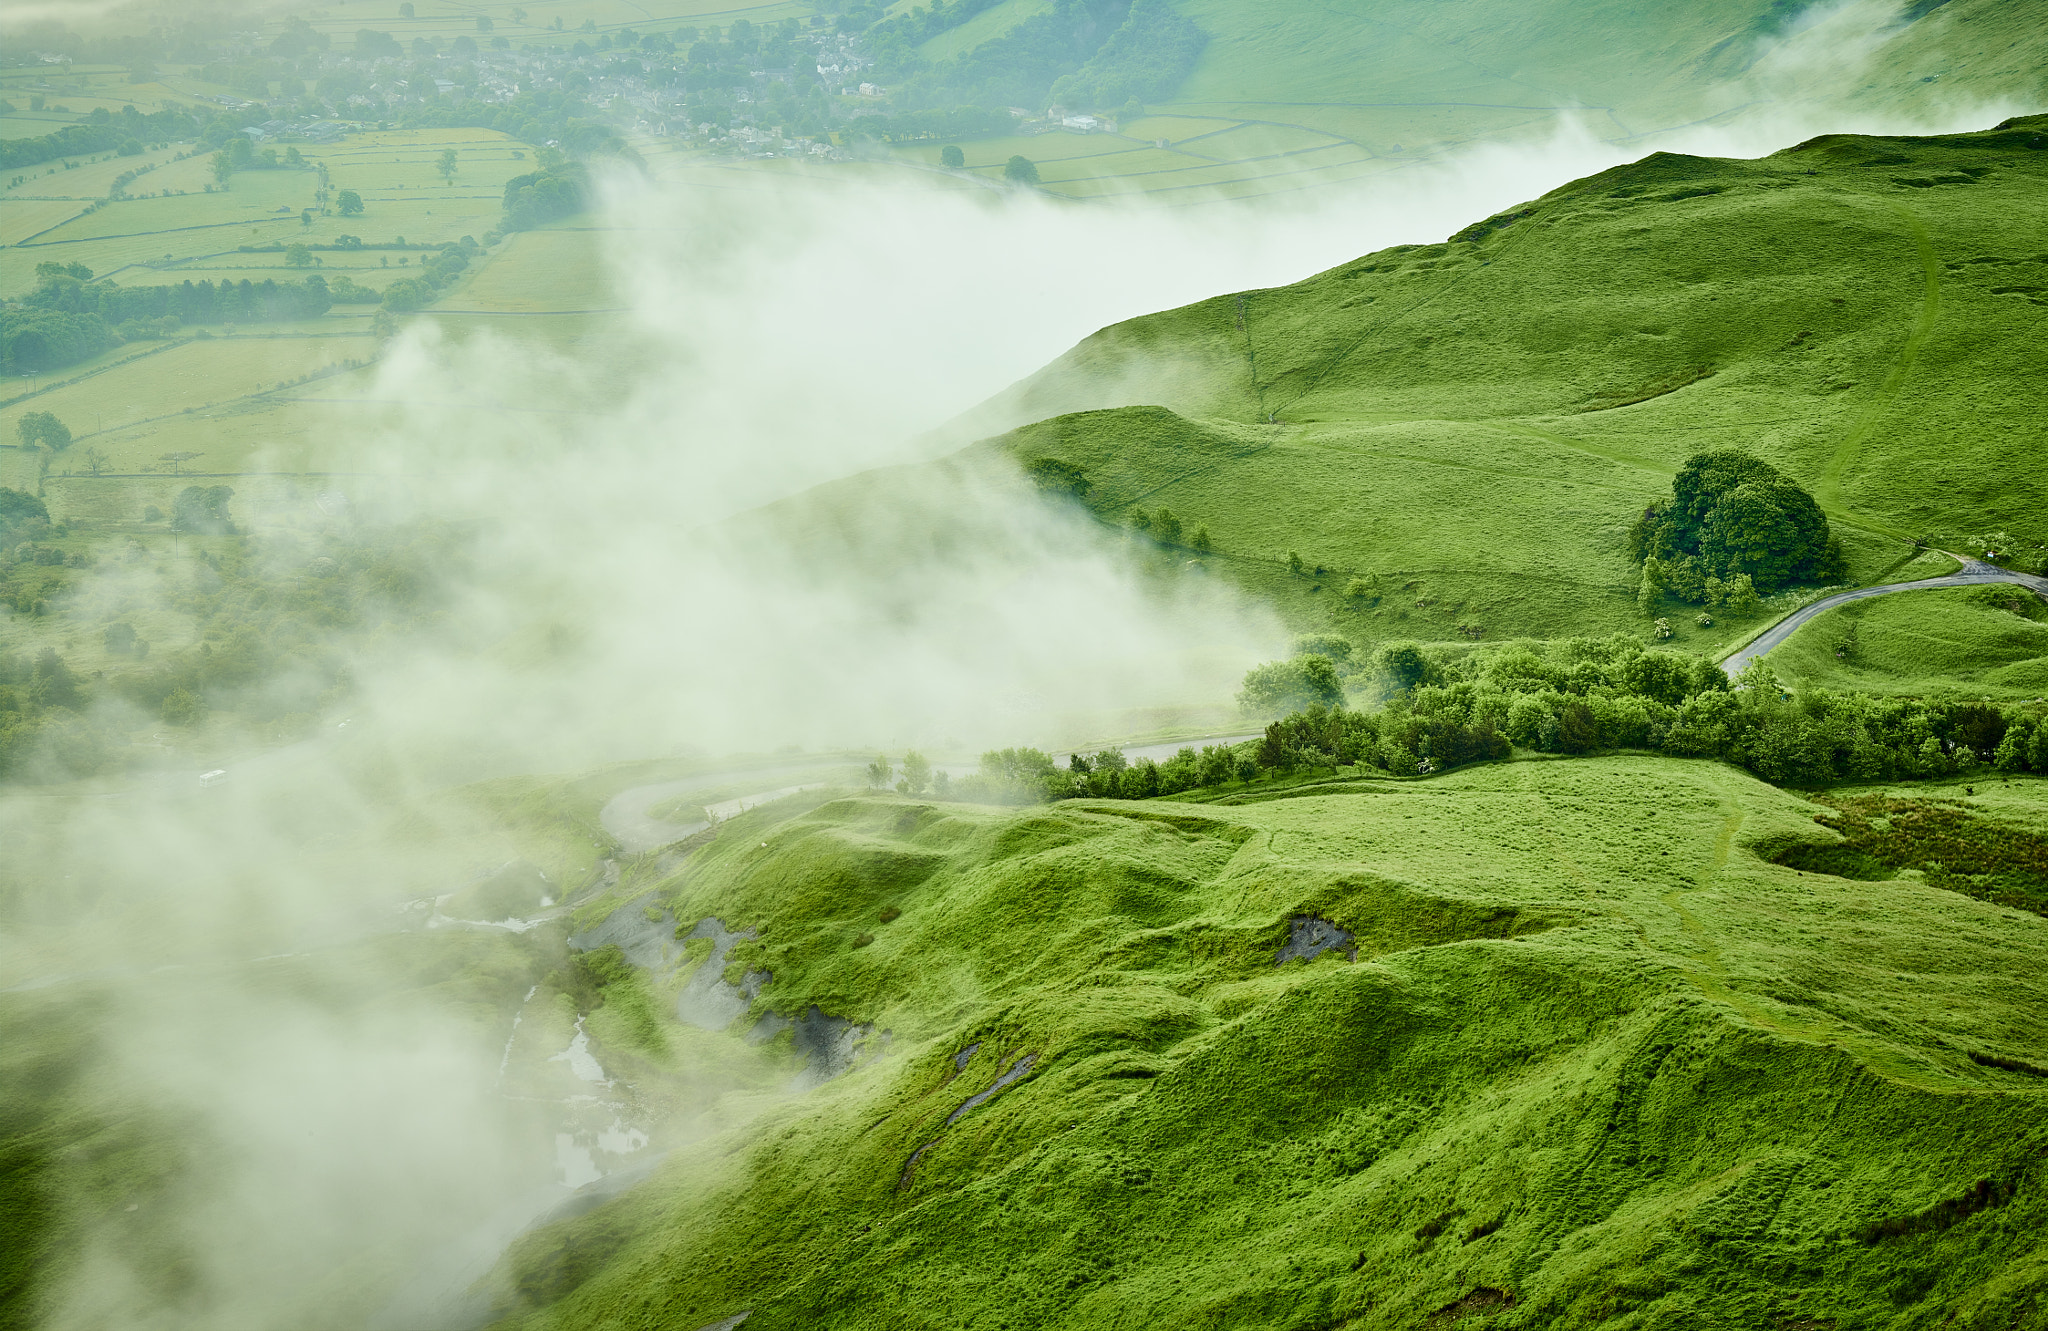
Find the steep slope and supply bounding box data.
[910,117,2048,643]
[482,758,2048,1329]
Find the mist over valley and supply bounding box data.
[2,1,2047,1327]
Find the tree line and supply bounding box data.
[856,625,2048,813]
[0,104,200,173]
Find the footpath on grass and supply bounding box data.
[1721,556,2048,677]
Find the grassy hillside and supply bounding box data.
[1769,584,2048,699]
[481,756,2048,1328]
[873,117,2048,645]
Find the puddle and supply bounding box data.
[1276,915,1356,965]
[597,1118,649,1156]
[946,1053,1037,1126]
[554,1133,602,1189]
[549,1019,608,1084]
[569,892,685,972]
[902,1051,1040,1190]
[788,1006,877,1091]
[672,917,769,1031]
[496,985,539,1085]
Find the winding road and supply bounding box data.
[1721,557,2048,678]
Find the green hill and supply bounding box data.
[483,757,2048,1328]
[1770,584,2048,698]
[887,116,2048,648]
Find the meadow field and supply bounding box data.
[1770,585,2048,700]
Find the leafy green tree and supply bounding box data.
[16,411,71,451]
[1630,450,1842,595]
[32,649,79,709]
[1154,509,1182,544]
[1003,155,1039,185]
[1292,634,1352,664]
[940,145,965,168]
[337,189,364,215]
[899,751,931,795]
[1286,551,1304,575]
[172,485,236,535]
[1190,526,1212,553]
[1024,457,1091,501]
[476,16,494,32]
[1372,641,1430,693]
[284,243,313,268]
[437,149,458,184]
[866,754,894,788]
[1236,655,1342,715]
[1636,557,1664,616]
[0,487,49,540]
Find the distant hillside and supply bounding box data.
[877,0,2048,199]
[914,116,2048,644]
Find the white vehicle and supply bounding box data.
[199,769,229,788]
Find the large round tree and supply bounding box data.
[1630,450,1843,596]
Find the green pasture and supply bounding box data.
[1769,586,2048,700]
[0,146,191,204]
[0,197,90,248]
[0,116,79,141]
[2,334,372,466]
[441,225,616,311]
[473,754,2048,1327]
[0,130,529,294]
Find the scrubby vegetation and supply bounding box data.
[1777,793,2048,917]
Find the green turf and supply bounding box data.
[470,755,2048,1328]
[1769,586,2048,700]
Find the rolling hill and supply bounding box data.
[478,756,2048,1328]
[874,115,2048,649]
